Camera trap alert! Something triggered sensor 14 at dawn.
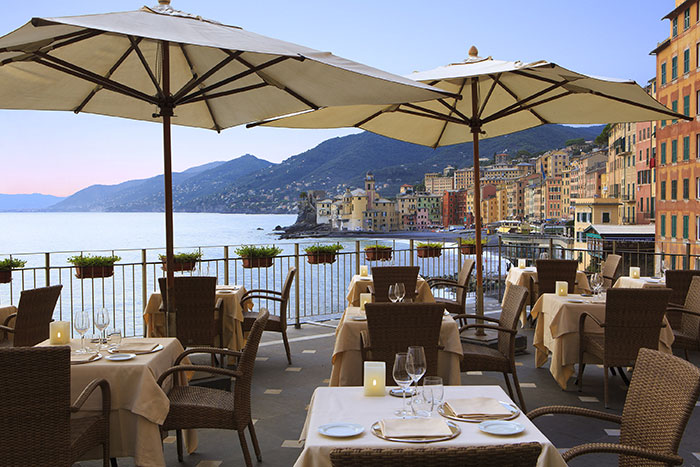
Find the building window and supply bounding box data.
[672,180,678,200]
[685,8,691,29]
[685,48,691,74]
[672,56,678,79]
[697,177,700,198]
[684,135,691,159]
[684,95,691,116]
[661,62,667,84]
[684,215,690,239]
[672,139,678,162]
[661,141,667,164]
[602,212,610,224]
[672,100,678,123]
[684,178,690,199]
[672,215,677,238]
[697,216,700,241]
[674,17,679,36]
[661,214,667,236]
[661,180,667,200]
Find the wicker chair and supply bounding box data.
[361,303,443,383]
[453,283,529,411]
[240,267,296,364]
[0,284,63,347]
[158,309,269,467]
[369,266,420,302]
[664,269,700,330]
[530,259,577,307]
[530,348,700,466]
[577,288,671,408]
[427,258,475,315]
[667,275,700,360]
[330,443,542,467]
[0,346,111,467]
[600,254,622,289]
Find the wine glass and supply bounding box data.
[73,310,91,354]
[424,376,444,414]
[591,273,603,296]
[539,251,549,260]
[94,308,110,350]
[407,346,427,412]
[393,352,412,417]
[396,283,406,302]
[388,285,399,303]
[660,259,668,279]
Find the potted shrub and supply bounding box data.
[364,245,392,262]
[235,245,283,268]
[159,251,202,272]
[304,243,343,264]
[0,258,26,283]
[416,242,442,258]
[459,238,487,255]
[68,254,121,279]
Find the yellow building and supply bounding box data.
[606,122,637,223]
[536,150,569,178]
[363,197,400,232]
[425,172,455,194]
[573,198,622,267]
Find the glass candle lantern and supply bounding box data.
[363,361,386,396]
[556,281,568,296]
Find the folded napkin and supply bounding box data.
[443,397,512,420]
[379,417,452,438]
[114,342,158,354]
[71,352,100,364]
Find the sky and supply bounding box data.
[0,0,674,196]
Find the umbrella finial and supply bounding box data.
[468,46,479,57]
[158,0,171,4]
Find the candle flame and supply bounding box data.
[57,332,61,338]
[373,379,377,386]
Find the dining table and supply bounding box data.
[345,274,434,307]
[531,293,675,389]
[295,385,567,467]
[330,306,462,386]
[37,337,191,467]
[613,276,667,289]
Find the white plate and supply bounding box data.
[218,290,234,294]
[109,343,164,355]
[567,299,584,303]
[351,316,367,321]
[645,278,661,283]
[105,353,136,361]
[318,423,364,438]
[478,420,525,436]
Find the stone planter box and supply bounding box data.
[364,248,392,262]
[306,253,337,264]
[161,260,196,272]
[460,244,477,255]
[0,270,11,283]
[417,246,442,258]
[75,265,114,279]
[241,257,274,268]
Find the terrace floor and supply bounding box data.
[80,296,700,467]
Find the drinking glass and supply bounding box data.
[95,308,110,350]
[107,328,122,350]
[411,386,433,418]
[423,376,444,414]
[407,346,427,413]
[396,283,406,302]
[539,251,549,260]
[392,352,412,417]
[73,310,91,354]
[591,273,603,296]
[388,285,398,303]
[660,259,668,279]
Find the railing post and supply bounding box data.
[612,240,616,255]
[355,241,361,275]
[141,249,148,337]
[409,239,414,267]
[548,238,553,259]
[44,253,50,286]
[223,246,230,285]
[685,241,691,270]
[498,236,502,302]
[294,243,300,329]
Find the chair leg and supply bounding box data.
[685,348,690,361]
[502,372,514,400]
[282,329,292,365]
[176,429,183,462]
[110,458,118,467]
[618,367,630,386]
[603,365,609,409]
[249,420,262,462]
[577,363,585,392]
[238,429,253,467]
[510,368,527,414]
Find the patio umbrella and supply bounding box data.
[254,46,689,323]
[0,0,448,323]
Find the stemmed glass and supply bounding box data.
[395,283,406,302]
[660,259,668,279]
[407,346,427,412]
[539,251,549,260]
[73,310,91,354]
[388,285,399,303]
[393,352,412,418]
[94,308,110,351]
[591,273,603,296]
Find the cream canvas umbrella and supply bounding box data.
[256,46,689,321]
[0,0,449,322]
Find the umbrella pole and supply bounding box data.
[470,78,485,336]
[161,40,175,336]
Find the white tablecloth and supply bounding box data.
[294,386,567,467]
[613,276,666,289]
[346,275,434,306]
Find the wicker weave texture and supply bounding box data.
[666,269,700,329]
[535,259,578,295]
[601,254,622,288]
[329,443,542,467]
[158,276,220,347]
[11,285,62,347]
[455,259,475,306]
[370,266,420,302]
[674,276,700,351]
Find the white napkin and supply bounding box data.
[70,352,100,364]
[379,417,452,438]
[443,397,512,419]
[114,341,158,354]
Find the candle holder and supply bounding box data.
[518,259,526,269]
[49,321,71,345]
[359,293,372,311]
[363,361,386,396]
[360,265,369,277]
[630,267,641,279]
[556,281,568,297]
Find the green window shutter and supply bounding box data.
[685,49,691,74]
[672,215,677,238]
[684,178,690,198]
[661,142,667,164]
[661,214,666,236]
[684,135,691,159]
[674,17,678,37]
[683,216,689,239]
[684,95,691,116]
[661,181,666,200]
[672,56,678,79]
[672,101,678,123]
[672,139,678,162]
[661,63,667,84]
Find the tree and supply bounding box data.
[565,137,585,147]
[516,149,531,157]
[594,123,612,146]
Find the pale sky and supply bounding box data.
[0,0,673,196]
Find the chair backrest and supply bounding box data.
[665,269,700,305]
[620,348,700,466]
[234,308,269,429]
[680,276,700,340]
[455,259,475,306]
[371,266,420,302]
[602,288,671,365]
[0,346,72,466]
[498,284,529,357]
[601,254,622,289]
[14,285,63,347]
[277,267,296,328]
[330,443,542,467]
[535,260,578,294]
[158,276,218,347]
[364,303,442,382]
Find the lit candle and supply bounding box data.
[630,267,641,279]
[49,321,71,345]
[518,259,526,269]
[359,293,372,311]
[363,361,386,396]
[360,265,369,277]
[556,281,568,297]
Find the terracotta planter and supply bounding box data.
[161,260,197,272]
[460,244,476,255]
[75,265,114,279]
[306,253,337,264]
[241,257,274,268]
[417,246,442,258]
[364,248,392,262]
[0,270,11,283]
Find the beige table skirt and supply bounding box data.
[295,386,567,467]
[613,276,666,289]
[0,305,16,345]
[346,275,434,306]
[532,294,674,389]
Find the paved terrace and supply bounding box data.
[80,297,700,467]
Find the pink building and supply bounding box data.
[635,121,654,224]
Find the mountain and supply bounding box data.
[0,193,65,211]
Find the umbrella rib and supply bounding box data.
[403,103,464,123]
[477,74,502,119]
[74,38,142,114]
[182,82,268,104]
[395,107,467,126]
[128,36,163,100]
[432,79,469,148]
[0,29,97,54]
[354,108,388,127]
[482,90,573,124]
[0,30,102,67]
[178,44,221,132]
[172,50,242,103]
[585,89,693,121]
[482,80,568,124]
[496,80,550,124]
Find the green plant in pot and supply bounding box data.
[235,245,283,268]
[459,238,487,254]
[304,243,343,264]
[68,254,121,279]
[364,245,392,262]
[159,251,202,272]
[416,242,442,258]
[0,258,27,283]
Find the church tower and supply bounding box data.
[365,171,375,209]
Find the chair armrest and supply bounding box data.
[452,313,500,324]
[174,346,243,365]
[668,307,700,318]
[71,378,111,418]
[460,323,516,335]
[2,312,17,327]
[215,297,223,311]
[527,405,621,423]
[427,277,457,286]
[157,364,242,387]
[428,279,462,289]
[562,443,683,465]
[579,311,604,332]
[242,288,282,298]
[0,324,15,333]
[241,294,284,306]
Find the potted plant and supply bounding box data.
[459,238,487,255]
[159,251,202,272]
[68,254,121,279]
[235,245,283,268]
[364,245,392,262]
[304,243,343,264]
[0,258,26,283]
[416,242,442,258]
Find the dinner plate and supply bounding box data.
[218,290,235,294]
[437,401,519,423]
[351,316,367,321]
[370,420,460,443]
[318,423,364,438]
[478,420,525,436]
[389,387,416,397]
[105,353,136,361]
[645,278,661,283]
[108,343,164,355]
[567,299,584,303]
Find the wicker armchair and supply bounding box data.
[530,260,577,307]
[0,346,111,467]
[598,253,622,289]
[0,284,62,346]
[240,266,296,364]
[664,269,700,330]
[361,303,443,383]
[158,309,269,467]
[577,288,671,408]
[530,348,700,466]
[667,275,700,360]
[453,283,529,411]
[427,258,475,315]
[368,266,420,302]
[330,443,542,467]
